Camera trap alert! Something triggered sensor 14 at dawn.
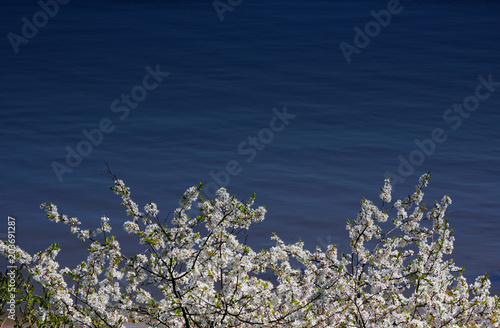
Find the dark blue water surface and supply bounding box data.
[1,0,500,294]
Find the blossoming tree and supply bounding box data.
[1,171,499,327]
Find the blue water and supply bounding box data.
[1,0,500,294]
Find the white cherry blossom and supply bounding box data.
[1,172,499,327]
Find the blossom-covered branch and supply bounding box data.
[1,171,499,327]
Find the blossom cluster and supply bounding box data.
[1,172,499,327]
